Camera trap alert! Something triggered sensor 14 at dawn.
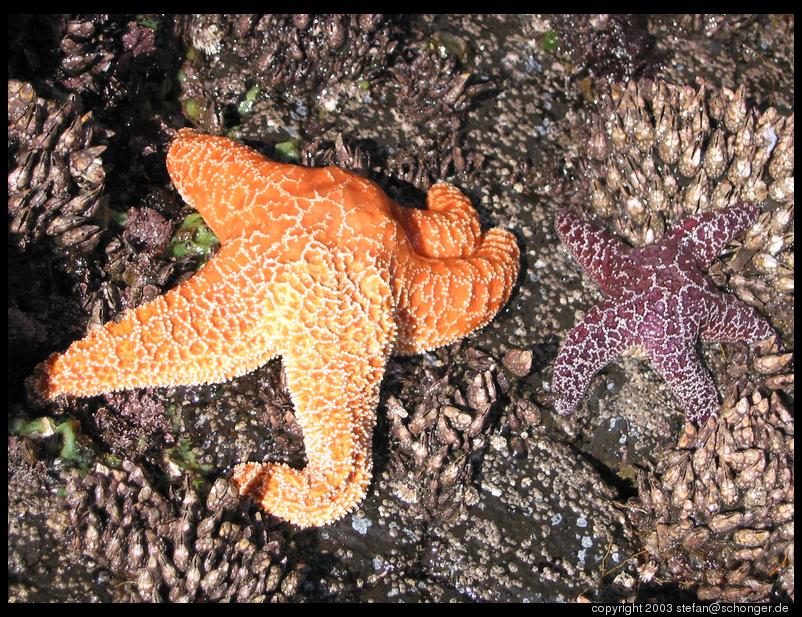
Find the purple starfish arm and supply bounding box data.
[552,299,634,415]
[645,337,720,424]
[700,290,776,344]
[554,210,630,296]
[672,203,761,269]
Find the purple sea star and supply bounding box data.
[552,203,776,424]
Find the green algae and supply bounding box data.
[542,30,559,52]
[168,212,219,260]
[10,416,88,464]
[238,85,261,118]
[274,139,301,164]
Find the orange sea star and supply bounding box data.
[32,129,520,527]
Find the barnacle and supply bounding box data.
[386,346,542,519]
[66,461,307,602]
[8,80,106,253]
[631,384,794,602]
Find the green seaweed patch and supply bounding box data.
[182,98,201,122]
[107,206,128,228]
[542,30,559,52]
[238,85,261,118]
[165,438,214,490]
[103,453,123,468]
[135,15,159,31]
[164,403,184,433]
[168,212,220,260]
[428,30,474,68]
[10,416,89,464]
[93,201,127,230]
[273,139,301,164]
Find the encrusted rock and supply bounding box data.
[550,15,658,81]
[175,14,399,136]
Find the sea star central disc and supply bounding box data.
[32,129,520,527]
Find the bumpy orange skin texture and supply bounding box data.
[37,129,520,527]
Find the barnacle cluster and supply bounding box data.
[58,15,120,95]
[179,14,397,93]
[576,79,794,340]
[386,347,540,519]
[8,80,106,253]
[65,460,307,602]
[57,15,158,110]
[8,79,112,386]
[300,127,485,198]
[648,15,794,114]
[388,30,494,135]
[297,129,485,207]
[631,386,794,602]
[382,31,494,189]
[176,15,491,192]
[580,79,793,244]
[175,14,399,133]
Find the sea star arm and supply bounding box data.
[231,248,396,527]
[646,339,720,424]
[167,128,299,243]
[699,291,776,344]
[552,300,634,415]
[554,210,631,295]
[392,182,482,258]
[393,226,520,355]
[33,237,279,401]
[672,202,761,269]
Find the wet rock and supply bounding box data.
[550,15,659,82]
